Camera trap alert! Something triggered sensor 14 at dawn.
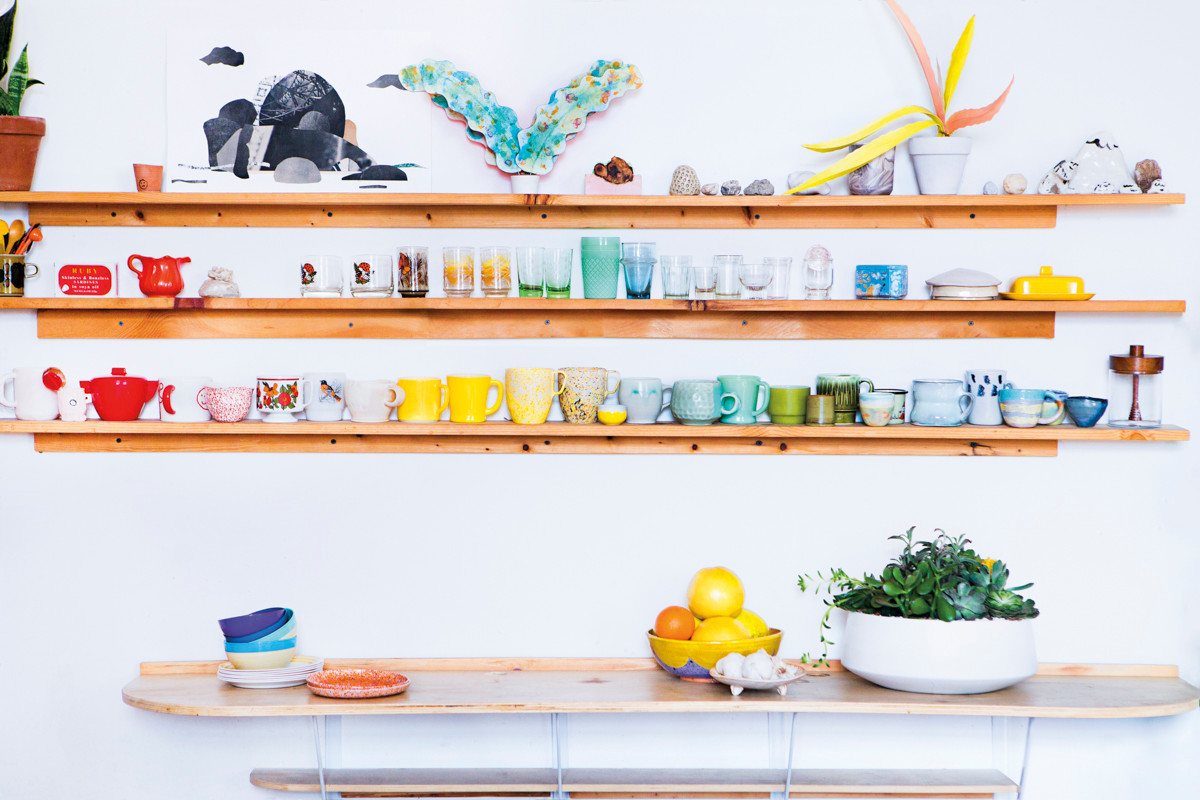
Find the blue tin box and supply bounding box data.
[855,264,909,299]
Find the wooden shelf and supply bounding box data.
[0,191,1185,230]
[6,420,1188,457]
[0,298,1183,340]
[247,766,1018,797]
[123,658,1199,719]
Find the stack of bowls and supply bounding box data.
[218,607,296,669]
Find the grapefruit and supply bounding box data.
[687,567,744,619]
[736,609,769,639]
[692,616,750,642]
[654,606,696,640]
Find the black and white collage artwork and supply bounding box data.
[167,32,432,192]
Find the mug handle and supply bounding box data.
[605,370,621,399]
[859,379,875,394]
[385,386,406,409]
[957,393,973,422]
[127,255,148,276]
[660,386,673,415]
[437,383,450,415]
[1038,392,1064,425]
[720,392,741,416]
[196,387,210,412]
[552,370,568,396]
[485,379,504,416]
[160,384,177,415]
[754,381,771,417]
[0,371,16,408]
[24,263,38,278]
[296,379,314,410]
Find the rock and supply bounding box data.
[847,144,895,195]
[1002,173,1027,195]
[700,182,719,195]
[669,165,701,196]
[1134,159,1162,193]
[593,156,635,184]
[982,181,999,195]
[787,170,830,196]
[198,268,240,298]
[720,180,742,196]
[274,157,322,184]
[744,178,774,196]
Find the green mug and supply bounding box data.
[816,373,875,425]
[806,394,836,426]
[767,385,810,424]
[717,375,770,424]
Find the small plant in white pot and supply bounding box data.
[798,528,1038,695]
[788,0,1012,196]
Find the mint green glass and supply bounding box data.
[581,237,621,299]
[717,374,770,424]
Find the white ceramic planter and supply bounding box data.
[510,174,540,194]
[840,611,1036,694]
[907,136,972,195]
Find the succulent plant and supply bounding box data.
[0,1,40,117]
[371,59,643,176]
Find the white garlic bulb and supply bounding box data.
[715,652,746,679]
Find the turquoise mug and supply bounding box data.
[998,388,1064,428]
[717,375,770,424]
[670,379,739,426]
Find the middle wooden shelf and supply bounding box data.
[0,298,1184,340]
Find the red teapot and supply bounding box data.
[127,255,190,297]
[81,368,159,421]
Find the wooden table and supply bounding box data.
[123,659,1199,799]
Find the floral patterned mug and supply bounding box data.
[198,386,255,423]
[256,377,312,423]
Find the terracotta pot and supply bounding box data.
[0,117,46,191]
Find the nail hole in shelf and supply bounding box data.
[115,438,122,443]
[970,213,976,219]
[522,444,530,452]
[327,212,333,217]
[541,213,547,219]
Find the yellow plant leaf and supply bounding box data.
[786,120,939,194]
[943,16,975,110]
[804,106,942,153]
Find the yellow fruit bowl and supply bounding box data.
[647,628,782,681]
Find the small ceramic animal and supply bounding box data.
[58,385,92,422]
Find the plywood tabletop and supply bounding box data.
[122,659,1199,720]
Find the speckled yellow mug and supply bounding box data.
[556,367,620,424]
[505,368,567,425]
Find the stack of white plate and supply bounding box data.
[217,655,324,689]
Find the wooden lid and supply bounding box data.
[1110,345,1163,374]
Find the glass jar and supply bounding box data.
[1108,345,1163,428]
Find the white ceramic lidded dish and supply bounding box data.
[925,268,1001,300]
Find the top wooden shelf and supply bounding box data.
[0,192,1185,230]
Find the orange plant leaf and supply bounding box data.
[944,78,1014,135]
[885,0,945,121]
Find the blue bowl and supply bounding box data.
[1066,396,1108,428]
[223,636,296,653]
[218,607,286,638]
[224,608,294,644]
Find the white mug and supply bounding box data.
[910,379,972,427]
[345,379,404,423]
[0,367,61,421]
[159,376,214,422]
[58,385,92,422]
[256,377,313,423]
[964,369,1013,426]
[304,372,347,422]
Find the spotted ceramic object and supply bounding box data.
[557,367,620,424]
[306,669,409,699]
[198,386,254,423]
[669,165,701,196]
[505,368,567,425]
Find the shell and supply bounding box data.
[1002,174,1027,195]
[669,165,701,196]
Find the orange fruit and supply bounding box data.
[687,567,744,619]
[654,606,696,640]
[691,616,750,642]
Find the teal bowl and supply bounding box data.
[223,636,296,653]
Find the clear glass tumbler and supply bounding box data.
[764,256,792,299]
[804,245,834,300]
[738,263,773,300]
[660,255,692,299]
[515,246,545,297]
[300,255,343,297]
[397,246,429,297]
[692,265,718,299]
[479,246,513,297]
[713,255,743,299]
[442,246,476,298]
[544,248,573,298]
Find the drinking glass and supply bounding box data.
[713,255,743,299]
[804,245,834,300]
[544,247,573,298]
[350,254,394,297]
[738,263,773,300]
[442,246,476,298]
[515,246,545,297]
[764,256,792,299]
[660,255,692,299]
[580,237,621,299]
[479,246,512,297]
[300,255,343,297]
[692,265,718,299]
[396,246,429,297]
[622,259,655,299]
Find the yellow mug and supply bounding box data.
[505,368,567,425]
[447,374,504,423]
[396,377,449,422]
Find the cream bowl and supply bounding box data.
[225,647,296,670]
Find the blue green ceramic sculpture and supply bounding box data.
[370,59,643,175]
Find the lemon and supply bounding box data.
[687,567,744,619]
[691,616,750,642]
[735,609,769,639]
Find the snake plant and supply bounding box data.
[0,1,41,116]
[789,0,1011,194]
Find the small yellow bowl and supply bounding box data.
[225,647,296,670]
[647,628,782,680]
[597,405,627,425]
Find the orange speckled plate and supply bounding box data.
[306,669,410,699]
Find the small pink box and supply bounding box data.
[584,174,642,195]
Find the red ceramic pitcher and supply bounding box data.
[127,255,190,297]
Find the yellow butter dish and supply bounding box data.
[999,266,1094,301]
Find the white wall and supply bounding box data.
[1,1,1197,798]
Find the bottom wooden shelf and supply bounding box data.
[248,766,1017,797]
[0,420,1187,457]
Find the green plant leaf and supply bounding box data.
[786,119,938,194]
[944,78,1014,135]
[5,43,30,115]
[909,597,930,616]
[884,0,945,121]
[803,105,940,153]
[0,0,16,83]
[943,16,974,110]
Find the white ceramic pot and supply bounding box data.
[840,611,1037,694]
[907,136,972,195]
[510,174,540,194]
